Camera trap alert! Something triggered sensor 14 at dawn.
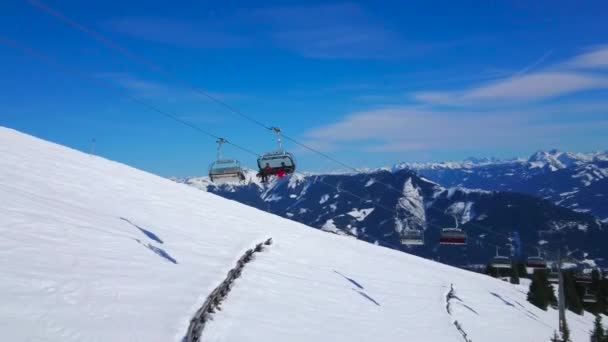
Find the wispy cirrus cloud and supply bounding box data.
[414,71,608,104]
[412,45,608,105]
[96,72,173,98]
[251,3,409,59]
[96,72,252,102]
[104,17,250,48]
[304,45,608,154]
[303,105,608,153]
[104,3,468,60]
[566,45,608,69]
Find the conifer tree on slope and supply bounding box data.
[564,271,584,315]
[510,260,520,285]
[590,315,606,342]
[528,269,554,310]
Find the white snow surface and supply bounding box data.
[347,208,375,221]
[0,127,599,342]
[446,201,475,224]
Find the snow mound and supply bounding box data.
[0,127,598,342]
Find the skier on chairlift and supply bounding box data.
[260,162,272,182]
[277,162,287,178]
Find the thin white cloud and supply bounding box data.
[96,72,251,102]
[512,50,553,77]
[105,3,470,60]
[462,72,608,101]
[304,105,608,153]
[96,72,171,98]
[567,45,608,69]
[413,44,608,105]
[104,17,250,48]
[413,71,608,104]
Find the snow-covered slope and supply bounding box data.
[0,127,599,341]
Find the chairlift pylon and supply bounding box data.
[208,138,246,183]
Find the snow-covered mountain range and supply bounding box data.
[399,149,608,221]
[178,164,608,268]
[4,127,603,341]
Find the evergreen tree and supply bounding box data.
[590,315,605,342]
[598,278,608,315]
[485,263,499,278]
[529,270,550,310]
[550,331,560,342]
[591,270,601,292]
[563,271,584,315]
[517,261,528,279]
[510,260,521,284]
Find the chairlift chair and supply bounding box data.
[400,229,424,245]
[440,215,467,245]
[526,249,547,269]
[548,271,560,284]
[491,247,512,269]
[439,228,467,245]
[208,138,246,183]
[257,127,296,175]
[526,256,547,269]
[583,289,597,304]
[575,274,592,285]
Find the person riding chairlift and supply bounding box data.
[260,162,273,182]
[277,161,287,178]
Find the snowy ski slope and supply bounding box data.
[0,127,599,341]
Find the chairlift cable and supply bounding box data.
[0,35,260,160]
[16,1,554,255]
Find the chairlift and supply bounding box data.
[583,289,597,304]
[490,247,512,269]
[548,270,560,284]
[257,127,296,175]
[400,229,424,245]
[575,274,592,285]
[440,215,467,245]
[208,138,245,183]
[526,248,547,269]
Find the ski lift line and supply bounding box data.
[0,34,497,251]
[28,0,522,247]
[25,0,402,179]
[0,35,260,160]
[25,0,274,132]
[0,39,529,261]
[15,4,542,257]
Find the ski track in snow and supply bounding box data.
[0,127,600,342]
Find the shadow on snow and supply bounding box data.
[134,239,178,264]
[120,217,164,244]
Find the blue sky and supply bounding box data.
[1,0,607,176]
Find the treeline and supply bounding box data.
[485,263,608,315]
